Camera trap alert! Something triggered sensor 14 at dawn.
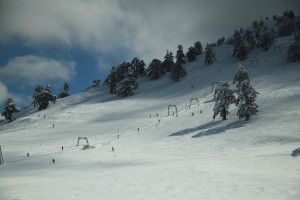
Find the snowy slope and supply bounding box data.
[0,36,300,200]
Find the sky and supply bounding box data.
[0,0,299,110]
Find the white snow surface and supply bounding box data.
[1,36,300,200]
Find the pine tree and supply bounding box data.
[146,59,162,80]
[194,41,203,55]
[233,65,259,120]
[233,31,248,60]
[162,51,175,73]
[90,78,101,88]
[217,37,225,46]
[131,57,145,78]
[186,46,197,62]
[233,65,250,88]
[287,43,300,62]
[115,62,131,82]
[58,82,70,98]
[236,41,248,61]
[260,32,274,51]
[170,62,187,82]
[213,82,236,120]
[33,84,54,110]
[205,44,216,65]
[243,30,256,50]
[105,67,118,94]
[176,45,186,64]
[236,80,259,121]
[117,75,138,97]
[287,32,300,62]
[1,98,20,122]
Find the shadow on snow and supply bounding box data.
[169,120,247,138]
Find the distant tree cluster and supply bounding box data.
[105,57,144,96]
[105,43,192,97]
[102,9,300,99]
[228,10,300,62]
[275,10,298,37]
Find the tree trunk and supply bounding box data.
[222,108,227,120]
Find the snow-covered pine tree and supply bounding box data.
[1,98,20,122]
[204,44,216,65]
[194,41,203,55]
[162,51,175,73]
[287,32,300,62]
[213,82,236,120]
[146,59,162,80]
[170,62,187,82]
[175,45,186,64]
[236,80,259,121]
[58,82,70,98]
[90,78,101,88]
[117,75,138,97]
[131,57,146,78]
[233,30,248,60]
[115,62,131,82]
[186,46,197,62]
[233,65,250,88]
[105,67,118,94]
[33,84,54,110]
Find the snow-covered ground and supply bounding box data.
[0,36,300,200]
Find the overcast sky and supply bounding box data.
[0,0,299,109]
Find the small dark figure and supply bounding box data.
[200,110,202,114]
[52,159,55,163]
[53,124,55,128]
[156,113,158,117]
[138,128,139,131]
[38,115,40,117]
[150,114,151,118]
[27,153,30,158]
[158,119,160,123]
[61,146,64,151]
[112,147,114,151]
[117,134,119,138]
[44,115,46,118]
[173,113,175,116]
[192,112,194,116]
